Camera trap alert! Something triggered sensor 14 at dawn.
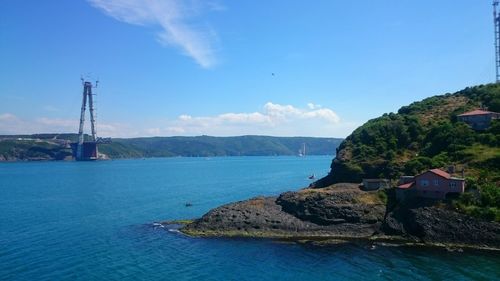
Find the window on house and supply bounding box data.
[420,180,429,187]
[449,182,457,188]
[433,180,439,186]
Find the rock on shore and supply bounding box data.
[180,183,500,249]
[384,203,500,248]
[182,184,386,239]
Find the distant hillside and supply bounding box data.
[106,136,341,158]
[0,135,343,161]
[315,83,500,186]
[0,139,73,161]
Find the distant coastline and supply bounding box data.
[0,134,343,161]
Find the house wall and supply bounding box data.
[458,113,499,130]
[362,180,390,190]
[396,188,416,201]
[413,172,464,199]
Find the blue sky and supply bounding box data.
[0,0,495,138]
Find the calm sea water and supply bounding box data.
[0,156,498,281]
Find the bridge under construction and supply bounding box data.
[71,78,110,161]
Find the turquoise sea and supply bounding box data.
[0,156,499,280]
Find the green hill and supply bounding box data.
[316,83,500,186]
[0,135,342,161]
[311,84,500,222]
[0,139,73,161]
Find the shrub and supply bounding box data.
[377,189,388,205]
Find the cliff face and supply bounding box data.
[314,84,500,187]
[383,203,500,247]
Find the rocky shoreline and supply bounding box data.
[173,184,500,250]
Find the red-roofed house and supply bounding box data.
[457,109,500,130]
[396,169,465,200]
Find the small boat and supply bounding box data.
[308,174,315,179]
[185,202,193,207]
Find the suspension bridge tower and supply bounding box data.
[71,78,99,161]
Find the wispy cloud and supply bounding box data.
[87,0,220,68]
[0,113,18,122]
[307,103,321,110]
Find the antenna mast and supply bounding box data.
[494,1,500,83]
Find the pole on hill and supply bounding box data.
[494,1,500,83]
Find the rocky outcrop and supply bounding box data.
[276,183,385,225]
[384,203,500,248]
[182,184,385,239]
[180,183,500,249]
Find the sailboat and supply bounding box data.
[298,143,306,157]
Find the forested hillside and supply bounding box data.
[316,84,500,185]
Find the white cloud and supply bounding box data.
[87,0,220,68]
[155,102,353,137]
[302,108,340,123]
[218,112,271,124]
[263,102,302,120]
[0,113,23,134]
[307,103,321,110]
[261,102,339,124]
[0,113,18,122]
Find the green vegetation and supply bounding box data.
[324,84,500,183]
[0,135,343,160]
[97,142,145,159]
[377,189,388,205]
[0,140,72,161]
[112,136,342,158]
[452,177,500,222]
